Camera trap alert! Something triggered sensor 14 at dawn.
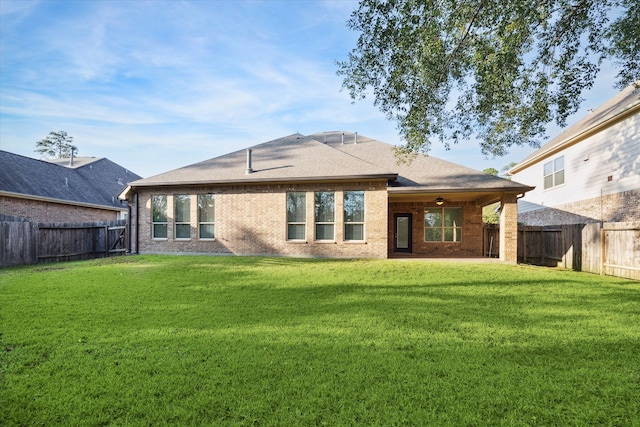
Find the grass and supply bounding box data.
[1,255,639,426]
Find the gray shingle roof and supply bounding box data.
[128,131,532,194]
[312,132,532,193]
[131,133,398,187]
[0,151,142,210]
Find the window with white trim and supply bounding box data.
[151,195,168,239]
[543,156,565,189]
[314,191,335,240]
[286,192,306,240]
[198,194,215,239]
[344,191,364,241]
[424,207,462,242]
[174,194,191,239]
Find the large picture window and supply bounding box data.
[198,194,215,239]
[151,195,168,239]
[287,192,306,240]
[425,207,462,242]
[174,195,191,239]
[543,156,565,189]
[314,191,335,240]
[344,191,364,241]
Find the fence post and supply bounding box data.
[105,225,109,258]
[600,226,606,275]
[562,226,566,269]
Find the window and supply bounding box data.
[314,191,335,240]
[425,207,462,242]
[198,194,215,239]
[543,156,565,189]
[344,191,364,241]
[151,195,168,239]
[174,194,191,239]
[286,192,306,240]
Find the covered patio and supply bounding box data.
[386,189,523,262]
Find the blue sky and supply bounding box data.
[0,0,625,178]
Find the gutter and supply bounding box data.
[126,173,399,190]
[0,190,127,212]
[386,186,534,195]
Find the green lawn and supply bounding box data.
[1,256,639,426]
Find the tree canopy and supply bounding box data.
[35,131,77,158]
[337,0,639,158]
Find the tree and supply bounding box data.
[337,0,639,158]
[482,167,499,176]
[501,162,518,176]
[35,131,77,158]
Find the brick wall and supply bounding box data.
[1,195,120,223]
[134,181,388,258]
[387,200,483,257]
[499,193,518,263]
[519,190,640,225]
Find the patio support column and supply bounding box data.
[499,193,518,263]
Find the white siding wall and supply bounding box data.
[512,112,640,208]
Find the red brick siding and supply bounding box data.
[134,181,388,258]
[387,200,483,257]
[1,195,119,223]
[499,194,519,263]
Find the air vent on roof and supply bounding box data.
[117,178,124,185]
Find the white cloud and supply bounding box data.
[1,0,628,180]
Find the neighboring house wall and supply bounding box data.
[135,181,389,258]
[1,195,120,223]
[512,111,640,224]
[518,190,640,225]
[387,201,483,257]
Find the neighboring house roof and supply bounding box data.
[0,151,142,211]
[46,156,103,169]
[123,131,532,199]
[510,81,640,174]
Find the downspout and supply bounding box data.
[127,202,132,254]
[134,191,139,254]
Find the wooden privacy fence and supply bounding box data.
[483,222,639,280]
[601,223,640,280]
[1,220,127,267]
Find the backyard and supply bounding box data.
[1,255,639,426]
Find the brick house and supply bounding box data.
[509,82,640,225]
[120,132,533,261]
[0,151,142,223]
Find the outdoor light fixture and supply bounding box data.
[435,197,444,206]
